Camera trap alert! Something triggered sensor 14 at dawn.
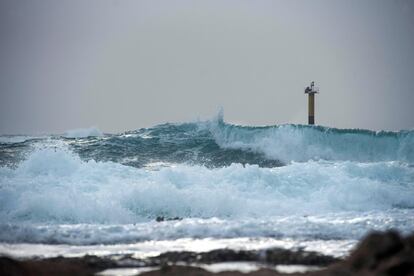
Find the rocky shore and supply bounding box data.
[1,230,413,276]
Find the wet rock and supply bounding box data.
[0,255,105,276]
[0,257,28,276]
[326,230,414,276]
[199,249,258,263]
[1,231,413,275]
[347,230,404,271]
[145,248,338,267]
[264,248,337,266]
[147,251,199,265]
[155,216,182,222]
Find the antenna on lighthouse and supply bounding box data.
[304,81,319,125]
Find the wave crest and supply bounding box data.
[1,147,413,225]
[208,120,414,163]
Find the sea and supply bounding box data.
[1,114,413,260]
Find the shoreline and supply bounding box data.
[1,230,413,276]
[0,237,355,260]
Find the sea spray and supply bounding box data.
[1,146,413,225]
[207,118,414,163]
[0,117,413,250]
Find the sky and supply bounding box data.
[0,0,413,134]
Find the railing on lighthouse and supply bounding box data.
[304,81,319,125]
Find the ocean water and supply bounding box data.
[1,115,413,258]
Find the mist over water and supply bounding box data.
[0,116,413,254]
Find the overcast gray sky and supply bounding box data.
[1,0,413,134]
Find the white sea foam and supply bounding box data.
[206,118,414,163]
[1,211,411,245]
[63,127,103,138]
[0,237,356,259]
[0,146,413,245]
[0,147,413,222]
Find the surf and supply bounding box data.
[0,117,413,246]
[1,146,413,225]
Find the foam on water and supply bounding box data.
[0,237,356,259]
[0,145,413,245]
[0,116,413,253]
[0,210,412,245]
[207,117,414,163]
[2,116,413,168]
[1,147,413,224]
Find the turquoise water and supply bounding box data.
[0,116,413,257]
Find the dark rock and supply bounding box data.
[264,248,337,266]
[346,230,404,270]
[0,254,120,276]
[155,216,182,222]
[0,257,28,276]
[326,230,414,276]
[148,251,199,265]
[199,249,258,263]
[1,231,413,276]
[143,248,338,267]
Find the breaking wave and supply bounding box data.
[0,115,413,245]
[0,146,413,226]
[207,118,414,164]
[1,116,413,168]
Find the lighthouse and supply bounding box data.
[304,81,319,125]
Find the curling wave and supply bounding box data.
[1,117,413,168]
[208,118,414,164]
[1,116,413,245]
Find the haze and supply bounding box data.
[1,0,413,134]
